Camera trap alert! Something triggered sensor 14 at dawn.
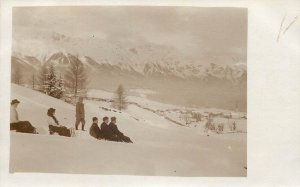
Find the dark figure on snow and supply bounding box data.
[75,97,85,131]
[109,117,133,143]
[89,117,103,140]
[47,108,75,137]
[233,121,237,131]
[10,99,38,134]
[100,116,121,142]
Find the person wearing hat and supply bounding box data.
[109,117,133,143]
[47,107,75,137]
[75,97,85,131]
[10,99,37,134]
[100,116,121,142]
[89,117,103,140]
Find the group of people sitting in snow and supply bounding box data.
[90,116,132,143]
[10,97,133,143]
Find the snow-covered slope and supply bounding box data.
[87,88,247,133]
[10,84,247,176]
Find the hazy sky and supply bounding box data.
[13,6,247,64]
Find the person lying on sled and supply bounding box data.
[10,99,38,134]
[47,108,74,137]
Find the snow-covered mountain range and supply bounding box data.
[12,31,247,111]
[12,53,247,86]
[12,31,246,82]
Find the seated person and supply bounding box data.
[100,116,121,142]
[109,117,133,143]
[10,99,37,134]
[47,108,74,137]
[89,117,103,140]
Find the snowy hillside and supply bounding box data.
[87,88,247,133]
[10,84,247,176]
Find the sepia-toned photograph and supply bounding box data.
[10,6,247,176]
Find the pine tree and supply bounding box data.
[64,54,87,97]
[44,63,55,95]
[32,74,35,89]
[12,63,22,85]
[112,84,127,111]
[38,62,48,90]
[54,74,64,99]
[44,63,64,99]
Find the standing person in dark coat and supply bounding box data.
[100,116,121,142]
[10,99,38,134]
[109,117,133,143]
[89,117,103,140]
[75,97,85,131]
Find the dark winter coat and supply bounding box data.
[108,122,133,143]
[49,125,71,137]
[89,123,102,139]
[76,102,85,119]
[108,122,124,137]
[100,122,120,141]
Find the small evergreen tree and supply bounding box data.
[31,74,35,89]
[38,62,48,90]
[44,63,64,99]
[54,74,64,99]
[112,84,127,111]
[12,63,22,85]
[44,63,56,95]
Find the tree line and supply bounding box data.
[12,55,88,99]
[12,55,128,111]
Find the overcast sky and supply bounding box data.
[13,6,247,64]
